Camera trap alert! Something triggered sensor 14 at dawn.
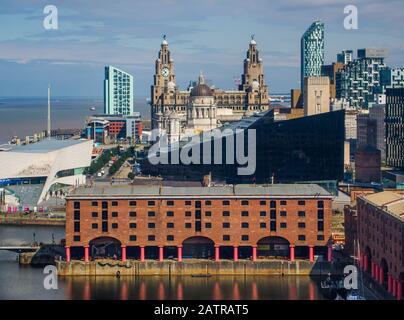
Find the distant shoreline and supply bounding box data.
[0,215,65,227]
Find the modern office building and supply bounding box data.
[386,88,404,169]
[104,66,134,115]
[321,62,345,99]
[357,191,403,300]
[303,76,330,116]
[337,50,353,65]
[336,49,387,109]
[301,21,325,91]
[65,184,333,263]
[380,68,404,89]
[142,109,345,191]
[0,139,93,206]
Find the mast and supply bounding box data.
[47,84,51,139]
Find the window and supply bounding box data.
[298,211,306,217]
[280,222,287,228]
[241,235,249,241]
[92,212,98,218]
[318,200,324,208]
[167,235,174,241]
[102,211,108,220]
[102,221,108,232]
[298,222,306,229]
[148,223,155,229]
[270,201,276,208]
[195,210,201,219]
[298,235,306,241]
[270,210,276,219]
[185,223,192,229]
[185,211,192,217]
[280,200,287,206]
[223,200,230,206]
[241,211,249,217]
[195,221,201,232]
[260,200,266,206]
[102,201,108,209]
[205,223,212,228]
[129,235,137,241]
[74,202,80,209]
[205,200,212,206]
[74,211,80,220]
[223,235,230,241]
[112,223,118,229]
[270,221,276,231]
[241,222,249,228]
[195,201,201,208]
[129,211,136,217]
[148,211,156,217]
[205,211,212,217]
[91,201,98,207]
[167,211,174,217]
[260,211,266,217]
[167,222,174,228]
[73,235,80,242]
[129,223,137,229]
[317,235,324,241]
[92,223,98,229]
[223,222,230,228]
[280,211,287,217]
[111,201,118,207]
[185,200,192,206]
[167,200,174,206]
[148,201,155,206]
[260,222,266,228]
[129,201,137,207]
[298,200,306,206]
[318,210,324,220]
[318,221,324,231]
[222,211,230,217]
[74,222,80,232]
[241,200,249,206]
[148,235,155,241]
[112,212,118,218]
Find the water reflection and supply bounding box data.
[62,276,324,300]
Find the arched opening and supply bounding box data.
[380,258,389,287]
[89,237,121,259]
[182,236,214,259]
[257,236,290,259]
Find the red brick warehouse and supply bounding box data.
[65,184,333,264]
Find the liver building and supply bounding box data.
[150,36,270,134]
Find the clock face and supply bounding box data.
[161,67,170,78]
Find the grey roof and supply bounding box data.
[68,183,332,198]
[5,139,86,154]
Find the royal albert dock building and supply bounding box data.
[65,184,333,263]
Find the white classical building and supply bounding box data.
[0,139,93,206]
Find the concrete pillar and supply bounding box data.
[327,245,332,262]
[177,246,182,262]
[140,246,145,262]
[388,275,392,293]
[379,267,384,285]
[252,246,257,262]
[121,245,126,262]
[84,245,89,263]
[215,245,220,262]
[290,245,295,262]
[397,281,402,301]
[393,278,397,297]
[65,246,71,263]
[233,246,238,262]
[375,264,379,283]
[159,246,164,262]
[309,246,314,262]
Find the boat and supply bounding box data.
[89,106,96,111]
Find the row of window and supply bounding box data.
[72,234,325,242]
[75,210,325,219]
[74,199,325,209]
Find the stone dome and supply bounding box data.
[190,83,213,97]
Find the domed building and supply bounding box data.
[186,72,218,134]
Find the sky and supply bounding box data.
[0,0,403,98]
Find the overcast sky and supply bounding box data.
[0,0,403,98]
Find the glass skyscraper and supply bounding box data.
[301,21,325,90]
[104,66,134,115]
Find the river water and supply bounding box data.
[0,225,324,300]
